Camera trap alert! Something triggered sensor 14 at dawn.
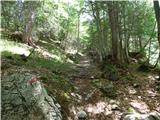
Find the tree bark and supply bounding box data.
[23,2,36,46]
[90,1,104,62]
[153,1,160,46]
[107,1,119,61]
[153,1,160,68]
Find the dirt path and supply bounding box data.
[68,55,122,120]
[66,55,160,120]
[70,55,98,102]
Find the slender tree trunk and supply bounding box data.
[95,2,105,61]
[139,36,142,51]
[118,16,124,63]
[142,22,156,50]
[23,3,35,46]
[153,1,160,69]
[147,38,152,64]
[90,1,104,62]
[123,11,130,63]
[76,12,80,52]
[154,1,160,46]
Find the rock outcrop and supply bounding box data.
[2,71,62,120]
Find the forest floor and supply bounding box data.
[59,54,160,120]
[1,39,160,120]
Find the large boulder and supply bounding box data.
[2,72,62,120]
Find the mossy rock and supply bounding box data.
[100,82,117,99]
[92,80,117,98]
[101,64,119,80]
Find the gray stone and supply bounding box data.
[148,111,160,120]
[77,110,87,119]
[122,111,160,120]
[101,83,117,98]
[2,72,62,120]
[112,104,120,111]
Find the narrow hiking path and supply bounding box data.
[68,54,106,119]
[70,54,101,79]
[68,55,124,120]
[70,54,99,103]
[65,54,160,120]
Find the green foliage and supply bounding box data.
[1,51,13,58]
[101,63,118,75]
[122,75,134,81]
[128,107,136,113]
[1,0,159,67]
[86,1,157,65]
[28,56,71,72]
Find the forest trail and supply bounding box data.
[68,54,105,119]
[68,55,124,120]
[71,54,94,79]
[70,54,99,105]
[64,54,160,120]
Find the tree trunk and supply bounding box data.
[23,3,35,46]
[107,1,119,61]
[153,1,160,68]
[76,11,80,52]
[153,1,160,46]
[90,1,104,62]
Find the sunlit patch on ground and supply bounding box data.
[68,99,123,119]
[85,101,114,116]
[148,75,157,81]
[155,75,160,79]
[85,100,122,119]
[146,89,157,97]
[0,39,30,55]
[0,39,68,62]
[130,100,150,113]
[36,46,62,61]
